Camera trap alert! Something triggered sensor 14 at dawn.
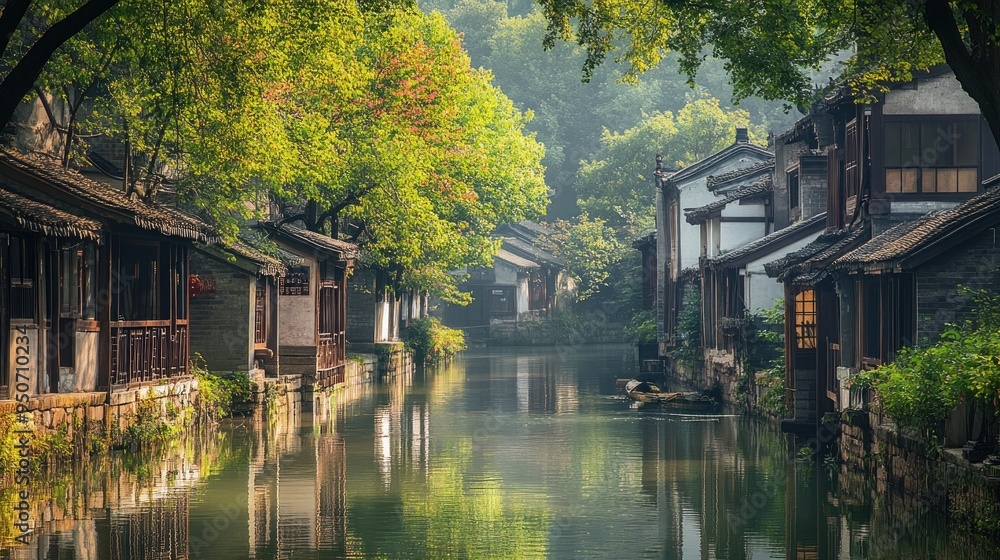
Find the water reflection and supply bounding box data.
[3,345,1000,559]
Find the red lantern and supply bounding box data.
[189,274,203,298]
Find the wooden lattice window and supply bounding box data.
[794,289,817,349]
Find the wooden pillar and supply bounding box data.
[97,238,112,391]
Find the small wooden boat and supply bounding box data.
[623,379,717,406]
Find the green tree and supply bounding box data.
[547,213,624,301]
[534,0,1000,148]
[575,96,759,238]
[21,3,547,301]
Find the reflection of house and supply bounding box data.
[189,239,286,377]
[0,148,215,398]
[347,264,427,350]
[443,221,572,329]
[258,223,357,389]
[763,67,1000,435]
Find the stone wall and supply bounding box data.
[189,251,254,373]
[0,379,199,453]
[799,154,828,221]
[915,228,1000,344]
[840,413,1000,536]
[347,268,377,346]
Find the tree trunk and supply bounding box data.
[0,0,33,60]
[0,0,120,129]
[923,0,1000,152]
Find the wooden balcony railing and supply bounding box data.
[110,321,189,386]
[316,332,346,388]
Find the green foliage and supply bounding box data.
[858,288,1000,433]
[191,354,255,421]
[31,424,74,467]
[0,414,21,478]
[547,214,624,301]
[404,316,468,364]
[431,1,796,218]
[733,301,787,418]
[624,309,657,344]
[19,2,547,302]
[111,398,182,451]
[673,285,702,369]
[533,0,949,109]
[574,96,762,238]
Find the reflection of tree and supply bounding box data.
[398,442,550,559]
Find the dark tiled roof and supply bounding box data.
[765,227,868,282]
[0,148,217,242]
[685,176,773,225]
[708,212,825,269]
[632,230,656,249]
[495,248,540,270]
[663,143,773,185]
[0,184,101,240]
[226,238,287,277]
[264,223,359,260]
[832,187,1000,271]
[502,236,564,267]
[705,159,774,191]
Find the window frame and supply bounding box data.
[794,289,817,350]
[881,116,981,195]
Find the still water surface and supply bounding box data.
[3,345,1000,559]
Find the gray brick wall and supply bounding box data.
[799,154,827,221]
[189,251,255,372]
[916,229,1000,344]
[347,267,377,345]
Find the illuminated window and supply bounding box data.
[884,119,980,194]
[794,289,817,349]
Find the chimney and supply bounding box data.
[735,127,749,144]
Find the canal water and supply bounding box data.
[3,344,1000,559]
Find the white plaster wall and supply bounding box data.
[494,261,519,284]
[883,72,980,115]
[720,222,767,254]
[742,232,823,312]
[75,331,99,391]
[517,277,530,314]
[377,300,390,342]
[278,254,318,347]
[677,154,771,270]
[723,200,767,219]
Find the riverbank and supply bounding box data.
[0,347,412,486]
[664,353,1000,541]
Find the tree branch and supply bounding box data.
[0,0,121,128]
[275,212,306,228]
[922,0,1000,145]
[32,85,60,131]
[0,0,32,60]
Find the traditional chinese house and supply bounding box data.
[442,222,571,330]
[765,67,1000,435]
[257,223,357,389]
[0,148,216,398]
[653,128,772,364]
[189,238,286,378]
[346,263,427,351]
